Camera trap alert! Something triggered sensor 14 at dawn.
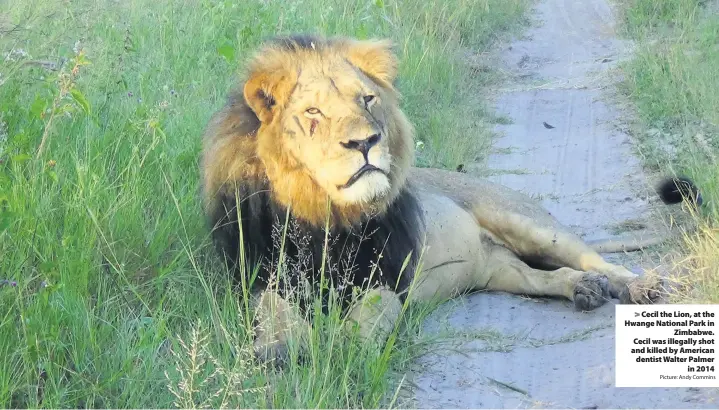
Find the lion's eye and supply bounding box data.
[305,107,321,115]
[363,95,376,107]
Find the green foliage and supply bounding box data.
[620,0,719,219]
[621,0,704,36]
[619,0,719,303]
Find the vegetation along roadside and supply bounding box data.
[618,0,719,303]
[0,0,529,407]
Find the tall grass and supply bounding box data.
[618,0,719,302]
[0,0,528,407]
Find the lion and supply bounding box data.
[200,34,702,362]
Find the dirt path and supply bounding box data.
[412,0,718,408]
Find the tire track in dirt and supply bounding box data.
[411,0,719,408]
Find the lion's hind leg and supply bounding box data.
[484,245,611,311]
[487,214,661,305]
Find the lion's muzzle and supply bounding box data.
[338,164,387,189]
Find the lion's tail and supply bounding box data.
[585,176,702,254]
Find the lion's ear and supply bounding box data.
[344,39,398,87]
[243,56,295,124]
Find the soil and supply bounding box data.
[411,0,719,408]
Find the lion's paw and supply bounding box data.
[574,273,611,311]
[619,275,664,305]
[253,331,289,367]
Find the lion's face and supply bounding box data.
[275,59,393,205]
[236,36,414,224]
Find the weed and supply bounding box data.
[618,0,719,303]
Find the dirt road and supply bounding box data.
[412,0,719,408]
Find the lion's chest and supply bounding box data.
[410,191,490,302]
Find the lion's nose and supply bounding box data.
[340,133,381,157]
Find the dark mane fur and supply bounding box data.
[209,181,424,311]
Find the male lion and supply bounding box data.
[200,34,701,362]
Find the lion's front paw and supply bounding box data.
[619,275,664,304]
[574,273,611,311]
[253,331,289,367]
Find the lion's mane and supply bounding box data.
[201,35,424,308]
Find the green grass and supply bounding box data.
[617,0,719,302]
[0,0,529,407]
